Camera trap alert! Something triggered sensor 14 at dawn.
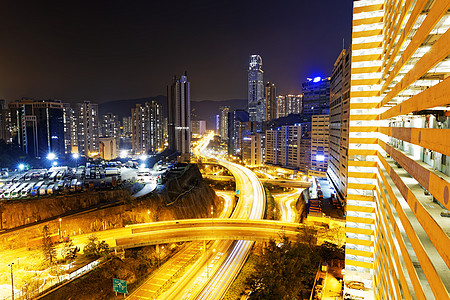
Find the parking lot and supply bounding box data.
[0,163,129,200]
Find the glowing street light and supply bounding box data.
[18,164,25,171]
[72,153,79,159]
[140,154,148,161]
[46,152,56,161]
[8,262,14,300]
[58,218,62,240]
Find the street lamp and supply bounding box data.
[72,153,80,167]
[18,164,25,171]
[47,152,56,161]
[58,218,62,240]
[8,262,14,300]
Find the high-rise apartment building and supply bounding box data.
[346,1,450,300]
[0,99,10,142]
[219,106,230,140]
[310,115,329,172]
[265,82,277,121]
[76,101,99,156]
[8,99,65,158]
[248,55,265,122]
[101,113,120,138]
[265,125,302,169]
[191,120,206,135]
[277,94,303,118]
[167,74,191,161]
[242,132,262,166]
[328,48,351,207]
[62,103,77,154]
[122,116,132,136]
[131,101,164,155]
[131,104,145,155]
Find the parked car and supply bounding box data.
[346,281,365,290]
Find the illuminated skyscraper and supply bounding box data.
[219,106,230,140]
[76,101,99,156]
[346,1,450,299]
[265,82,277,121]
[131,101,163,155]
[248,55,265,122]
[167,73,191,161]
[8,99,65,158]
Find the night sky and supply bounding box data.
[0,0,353,104]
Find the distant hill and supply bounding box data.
[99,96,247,130]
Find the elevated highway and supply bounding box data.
[204,174,311,188]
[114,219,304,249]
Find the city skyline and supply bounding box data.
[0,1,352,103]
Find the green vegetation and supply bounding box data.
[264,187,279,220]
[246,236,321,300]
[83,235,111,258]
[204,177,236,191]
[239,235,345,300]
[41,225,57,266]
[60,238,79,262]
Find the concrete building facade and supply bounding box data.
[328,47,351,208]
[167,74,191,161]
[311,115,329,172]
[76,101,99,157]
[265,82,277,121]
[346,1,450,300]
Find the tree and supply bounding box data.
[61,238,79,262]
[42,225,57,266]
[83,235,110,258]
[247,236,321,300]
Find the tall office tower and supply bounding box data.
[328,48,351,207]
[122,116,132,136]
[62,103,76,154]
[299,77,330,173]
[219,106,230,140]
[265,82,277,121]
[310,115,329,172]
[227,109,249,156]
[191,120,206,135]
[8,99,65,158]
[167,73,191,161]
[248,55,265,122]
[345,1,450,300]
[302,77,330,124]
[76,101,99,156]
